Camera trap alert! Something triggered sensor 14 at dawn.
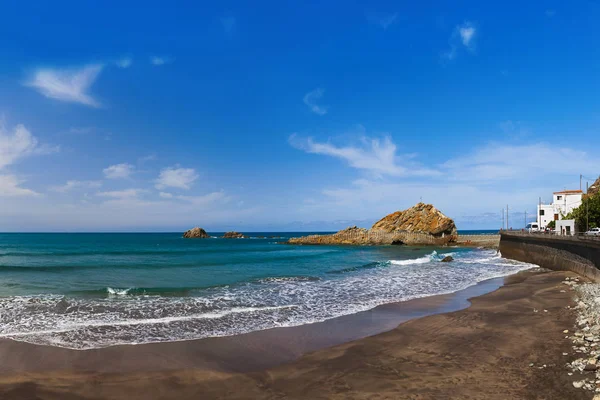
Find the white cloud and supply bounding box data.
[25,64,103,107]
[115,57,133,68]
[0,175,39,197]
[159,192,173,198]
[458,22,476,49]
[221,17,236,34]
[150,56,173,66]
[441,21,477,61]
[103,163,135,179]
[155,167,198,190]
[97,189,143,199]
[366,12,398,30]
[0,123,38,169]
[175,190,228,205]
[51,180,102,193]
[443,143,597,182]
[303,88,328,115]
[290,134,439,177]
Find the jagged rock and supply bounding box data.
[288,203,457,246]
[587,176,600,198]
[223,231,246,239]
[441,256,454,262]
[371,203,457,237]
[183,227,209,238]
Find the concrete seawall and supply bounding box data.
[499,232,600,282]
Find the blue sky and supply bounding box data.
[1,1,599,231]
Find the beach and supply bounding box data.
[0,269,589,400]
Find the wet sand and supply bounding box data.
[0,270,589,399]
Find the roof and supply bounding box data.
[553,190,583,195]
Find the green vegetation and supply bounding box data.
[565,193,600,231]
[546,220,556,229]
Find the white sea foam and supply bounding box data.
[389,250,439,265]
[107,287,131,296]
[0,248,537,350]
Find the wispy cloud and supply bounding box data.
[51,180,102,193]
[25,64,103,107]
[155,167,198,190]
[103,163,135,179]
[366,12,398,30]
[158,192,173,199]
[221,16,236,34]
[303,88,328,115]
[442,143,597,182]
[97,188,143,199]
[175,190,228,205]
[115,56,133,68]
[0,175,39,197]
[150,56,173,66]
[441,21,477,61]
[0,123,39,169]
[289,134,439,177]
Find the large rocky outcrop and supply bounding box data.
[371,203,457,237]
[288,203,457,246]
[183,227,210,238]
[588,177,600,198]
[223,231,247,239]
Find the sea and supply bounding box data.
[0,231,534,350]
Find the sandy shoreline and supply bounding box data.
[0,269,589,399]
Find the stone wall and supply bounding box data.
[499,232,600,282]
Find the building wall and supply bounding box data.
[499,232,600,282]
[555,219,576,235]
[537,193,583,228]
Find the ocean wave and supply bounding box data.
[389,251,439,266]
[0,248,537,350]
[327,261,389,274]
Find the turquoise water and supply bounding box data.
[0,233,532,349]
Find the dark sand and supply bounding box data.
[0,270,589,400]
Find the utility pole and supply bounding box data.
[587,181,589,232]
[501,208,504,230]
[581,174,583,191]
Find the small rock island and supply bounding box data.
[183,227,210,238]
[222,231,247,239]
[288,203,457,246]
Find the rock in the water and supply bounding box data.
[371,203,457,237]
[183,227,210,238]
[441,256,454,262]
[223,231,246,239]
[288,203,457,246]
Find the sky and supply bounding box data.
[1,0,600,232]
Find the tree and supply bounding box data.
[565,192,600,231]
[547,220,556,229]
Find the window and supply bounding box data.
[554,214,559,221]
[539,210,545,216]
[557,195,563,200]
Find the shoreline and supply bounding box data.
[0,271,514,374]
[0,269,588,399]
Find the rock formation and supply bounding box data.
[441,256,454,262]
[223,231,246,239]
[183,227,210,238]
[371,203,457,237]
[288,203,457,246]
[588,176,600,198]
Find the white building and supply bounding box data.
[555,219,576,236]
[537,190,583,228]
